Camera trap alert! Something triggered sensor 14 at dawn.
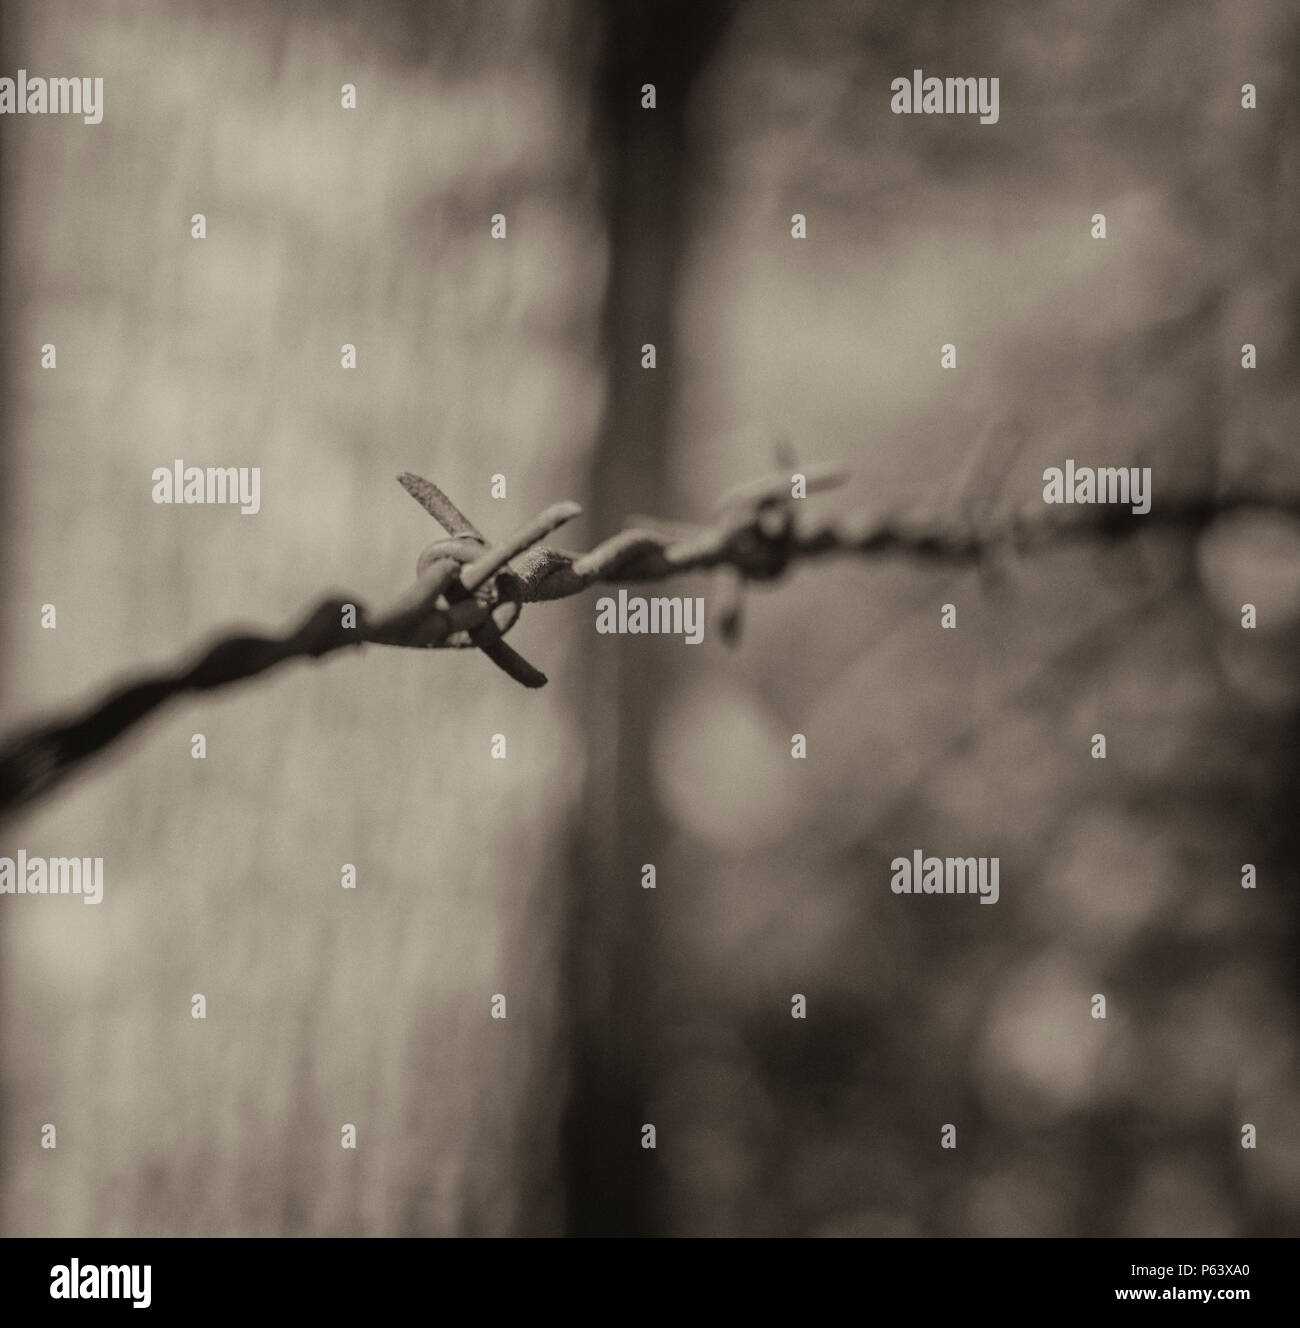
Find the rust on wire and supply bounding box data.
[0,465,1293,820]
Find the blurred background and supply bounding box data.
[2,0,1299,1237]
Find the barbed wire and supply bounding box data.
[0,464,1294,819]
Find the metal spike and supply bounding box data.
[397,473,482,538]
[459,501,582,593]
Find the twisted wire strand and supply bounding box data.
[0,468,1293,819]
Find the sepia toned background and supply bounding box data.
[1,0,1298,1237]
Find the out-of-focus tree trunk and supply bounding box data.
[562,0,735,1237]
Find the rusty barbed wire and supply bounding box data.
[0,463,1294,820]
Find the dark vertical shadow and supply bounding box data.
[0,0,12,1239]
[561,0,736,1237]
